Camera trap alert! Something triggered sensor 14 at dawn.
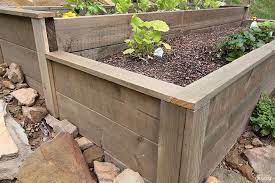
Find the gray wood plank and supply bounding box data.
[0,7,55,18]
[57,92,158,182]
[157,101,186,183]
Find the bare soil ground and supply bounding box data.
[100,24,247,87]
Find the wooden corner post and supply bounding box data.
[157,101,186,183]
[31,17,59,117]
[179,102,210,183]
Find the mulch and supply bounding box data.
[99,24,247,87]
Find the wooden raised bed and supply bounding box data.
[1,6,275,183]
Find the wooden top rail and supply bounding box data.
[46,51,192,106]
[0,7,55,18]
[46,41,275,110]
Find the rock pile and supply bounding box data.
[0,63,146,183]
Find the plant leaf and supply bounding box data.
[123,48,135,55]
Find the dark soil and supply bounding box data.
[100,24,247,87]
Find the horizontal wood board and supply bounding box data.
[52,61,160,143]
[54,7,246,52]
[0,14,36,50]
[56,92,158,182]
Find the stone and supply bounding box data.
[251,138,263,147]
[22,106,48,123]
[83,146,104,167]
[113,169,144,183]
[0,64,7,76]
[11,88,38,106]
[94,161,120,183]
[45,114,78,138]
[225,150,255,182]
[17,133,96,183]
[2,80,15,90]
[5,63,24,84]
[15,83,28,90]
[211,168,252,183]
[244,146,275,181]
[205,176,220,183]
[2,89,10,96]
[76,137,94,151]
[0,114,32,180]
[0,100,18,161]
[245,145,254,149]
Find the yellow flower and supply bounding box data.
[252,16,257,21]
[63,11,77,18]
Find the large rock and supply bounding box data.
[83,146,104,167]
[2,81,15,90]
[22,106,48,123]
[244,146,275,182]
[0,114,32,180]
[5,63,24,84]
[11,88,38,106]
[45,114,78,137]
[211,168,252,183]
[17,133,95,183]
[0,100,18,161]
[113,169,144,183]
[76,137,94,151]
[94,161,120,183]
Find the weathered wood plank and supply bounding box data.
[0,39,41,83]
[0,7,55,19]
[46,51,186,107]
[54,7,246,52]
[200,87,261,180]
[52,61,160,142]
[0,43,3,63]
[32,18,59,117]
[157,101,185,183]
[179,102,210,183]
[56,92,158,182]
[0,14,36,50]
[73,43,126,60]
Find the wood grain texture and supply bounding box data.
[54,7,246,52]
[0,14,36,50]
[56,92,158,182]
[52,61,160,143]
[32,18,59,117]
[201,54,275,180]
[0,7,55,18]
[179,102,210,183]
[0,43,3,63]
[157,101,185,183]
[0,39,41,83]
[46,51,186,106]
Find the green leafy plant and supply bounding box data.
[218,27,275,62]
[178,0,189,10]
[193,0,224,9]
[156,0,181,11]
[258,21,275,30]
[65,0,106,16]
[137,0,150,12]
[123,14,171,57]
[250,94,275,137]
[112,0,133,13]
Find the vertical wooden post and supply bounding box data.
[179,102,210,183]
[31,18,59,117]
[0,43,4,64]
[156,101,186,183]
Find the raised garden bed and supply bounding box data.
[1,6,275,183]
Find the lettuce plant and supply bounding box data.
[123,14,171,57]
[65,0,106,16]
[112,0,133,13]
[156,0,180,11]
[137,0,150,12]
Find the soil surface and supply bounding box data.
[100,24,247,87]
